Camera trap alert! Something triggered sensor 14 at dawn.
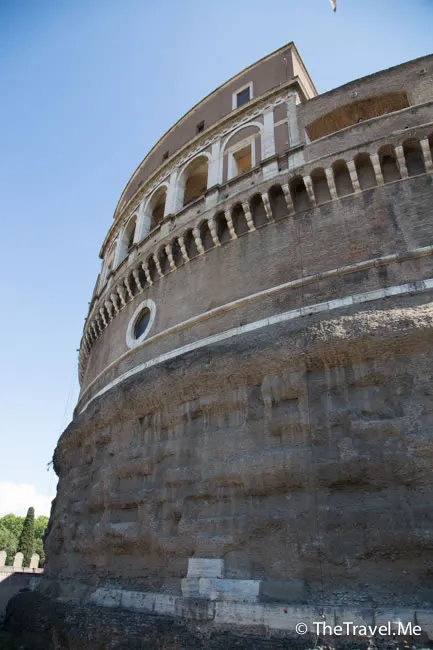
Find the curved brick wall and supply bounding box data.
[40,49,433,639]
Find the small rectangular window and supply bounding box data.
[233,145,252,176]
[236,87,251,107]
[196,120,205,134]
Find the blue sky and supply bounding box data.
[0,0,432,516]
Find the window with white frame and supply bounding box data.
[232,82,253,110]
[228,137,255,179]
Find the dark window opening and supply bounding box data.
[134,307,151,339]
[162,151,169,161]
[236,87,251,107]
[196,121,205,134]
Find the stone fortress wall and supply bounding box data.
[37,44,433,642]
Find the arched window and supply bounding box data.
[231,203,249,236]
[148,186,167,232]
[158,247,170,275]
[216,211,230,245]
[199,220,214,251]
[184,229,199,259]
[99,241,117,289]
[117,216,137,265]
[290,176,310,213]
[354,153,377,190]
[171,239,182,267]
[223,124,261,182]
[250,194,267,228]
[403,139,425,176]
[268,185,286,220]
[147,255,158,283]
[178,155,209,208]
[332,160,353,197]
[311,168,331,204]
[378,145,400,183]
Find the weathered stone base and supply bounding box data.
[4,590,433,650]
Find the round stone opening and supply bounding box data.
[133,307,151,340]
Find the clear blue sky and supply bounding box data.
[0,0,431,516]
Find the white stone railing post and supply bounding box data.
[370,153,385,185]
[142,262,153,286]
[325,168,338,200]
[242,202,256,232]
[303,175,316,206]
[153,255,164,278]
[132,269,143,291]
[193,228,205,255]
[208,218,221,247]
[224,210,237,240]
[117,286,127,307]
[124,277,134,300]
[420,138,433,173]
[165,244,176,271]
[347,160,361,192]
[261,191,273,221]
[395,145,409,179]
[110,294,120,314]
[281,183,295,214]
[178,237,190,264]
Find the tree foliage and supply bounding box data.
[34,516,49,541]
[0,524,18,564]
[17,507,35,567]
[33,538,45,567]
[1,514,24,540]
[0,510,48,567]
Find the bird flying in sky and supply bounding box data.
[330,0,337,10]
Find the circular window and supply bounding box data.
[134,308,151,339]
[126,299,156,349]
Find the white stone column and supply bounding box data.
[208,141,222,187]
[262,109,276,158]
[242,201,256,231]
[193,227,205,255]
[395,145,409,179]
[225,210,237,240]
[165,169,180,215]
[325,168,338,200]
[132,269,143,291]
[142,262,153,286]
[99,309,107,328]
[261,191,273,220]
[208,218,221,247]
[124,277,133,300]
[347,160,361,192]
[286,92,301,147]
[370,153,384,185]
[154,254,164,278]
[420,138,433,173]
[178,236,189,264]
[165,244,176,271]
[303,175,316,206]
[110,293,120,314]
[117,285,127,307]
[136,200,151,241]
[281,183,295,214]
[104,302,112,321]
